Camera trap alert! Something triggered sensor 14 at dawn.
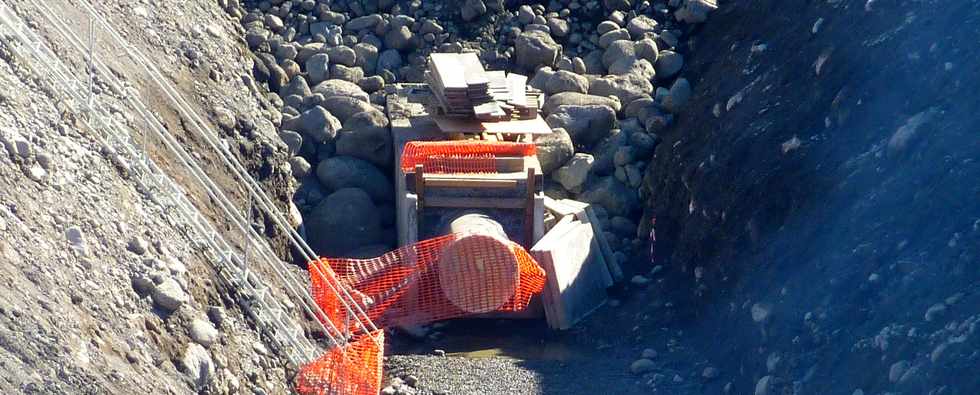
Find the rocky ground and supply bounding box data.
[2,0,978,393]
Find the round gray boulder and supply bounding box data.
[313,79,370,103]
[543,92,622,115]
[545,70,589,95]
[545,105,617,148]
[515,30,561,71]
[335,110,392,168]
[533,127,575,174]
[306,188,383,256]
[315,156,393,202]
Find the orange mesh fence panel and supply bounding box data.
[295,330,384,395]
[309,233,546,331]
[400,141,537,174]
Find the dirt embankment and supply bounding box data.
[635,0,980,393]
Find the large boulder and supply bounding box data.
[515,30,561,71]
[354,43,379,74]
[281,105,341,144]
[661,78,692,113]
[635,38,660,64]
[306,53,330,85]
[315,156,393,202]
[181,344,215,389]
[602,40,635,69]
[306,188,383,256]
[461,0,488,21]
[335,111,393,168]
[320,96,378,123]
[590,74,654,108]
[655,50,684,80]
[579,176,639,217]
[543,92,621,115]
[313,79,369,103]
[627,15,659,37]
[552,153,595,192]
[324,45,357,67]
[377,49,404,73]
[545,70,589,94]
[330,64,365,83]
[608,56,656,80]
[598,28,631,48]
[533,127,574,174]
[545,105,617,148]
[385,25,416,51]
[591,129,629,176]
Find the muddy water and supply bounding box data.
[388,318,590,361]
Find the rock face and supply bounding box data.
[305,188,383,256]
[315,156,393,202]
[546,105,617,148]
[515,30,560,71]
[534,128,575,174]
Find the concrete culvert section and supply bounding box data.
[3,0,979,393]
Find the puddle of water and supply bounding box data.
[390,318,588,362]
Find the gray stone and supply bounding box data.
[545,70,589,94]
[354,43,379,74]
[320,96,377,123]
[627,15,659,38]
[336,110,392,168]
[598,28,631,48]
[630,132,658,158]
[608,56,656,80]
[655,50,684,80]
[590,74,654,109]
[515,30,561,71]
[325,45,357,67]
[384,25,415,51]
[552,153,594,191]
[346,14,383,31]
[377,49,403,73]
[534,128,575,174]
[546,105,617,148]
[755,375,773,395]
[213,107,237,130]
[528,67,556,92]
[315,156,392,202]
[543,92,621,115]
[630,358,655,374]
[602,40,635,69]
[359,75,385,93]
[181,343,214,388]
[289,156,312,179]
[461,0,487,21]
[189,318,219,348]
[635,38,659,64]
[282,105,341,144]
[127,236,149,255]
[306,188,383,256]
[330,64,365,83]
[596,21,620,35]
[662,78,691,113]
[313,79,370,103]
[614,146,635,166]
[280,75,312,99]
[305,53,331,85]
[279,130,303,155]
[517,5,535,24]
[580,176,639,216]
[152,278,189,312]
[547,18,570,37]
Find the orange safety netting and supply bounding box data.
[295,330,384,395]
[400,141,537,174]
[309,233,547,333]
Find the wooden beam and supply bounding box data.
[423,178,518,189]
[415,164,425,234]
[523,167,536,248]
[424,196,525,209]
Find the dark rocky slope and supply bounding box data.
[637,0,980,393]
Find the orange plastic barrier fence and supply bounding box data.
[400,141,537,174]
[295,330,384,395]
[309,233,547,334]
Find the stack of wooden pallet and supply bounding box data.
[425,53,542,122]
